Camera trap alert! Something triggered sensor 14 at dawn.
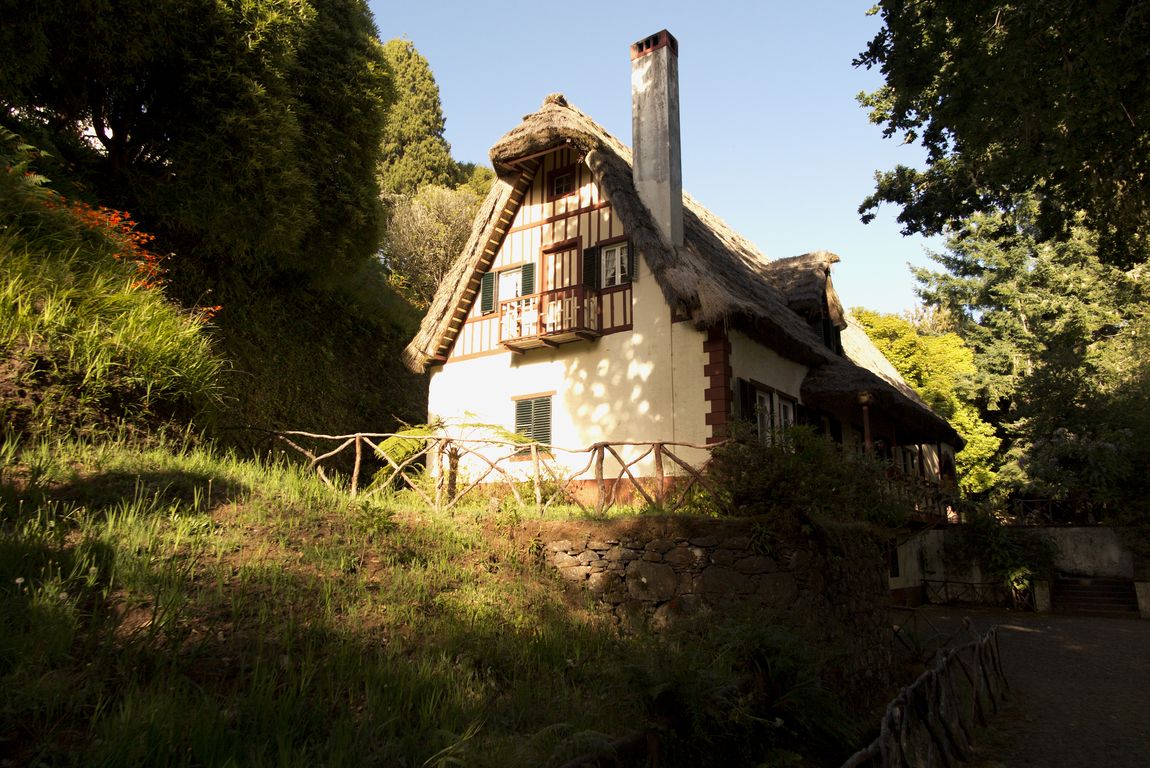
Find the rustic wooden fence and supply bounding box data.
[841,620,1009,768]
[269,430,725,515]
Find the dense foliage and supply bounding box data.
[857,1,1150,267]
[0,1,433,436]
[852,309,1000,496]
[1,0,392,295]
[913,199,1150,520]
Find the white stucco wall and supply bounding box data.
[427,250,709,480]
[727,330,807,400]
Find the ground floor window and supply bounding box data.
[514,395,552,446]
[737,378,799,442]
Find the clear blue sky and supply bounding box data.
[367,1,943,314]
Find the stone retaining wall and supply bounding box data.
[531,515,893,697]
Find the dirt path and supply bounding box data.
[920,607,1150,767]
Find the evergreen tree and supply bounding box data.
[377,39,457,196]
[913,199,1150,519]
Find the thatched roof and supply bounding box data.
[801,316,963,446]
[402,94,959,447]
[764,250,847,329]
[403,94,833,371]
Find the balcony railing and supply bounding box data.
[499,285,601,351]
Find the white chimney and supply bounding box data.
[631,30,683,248]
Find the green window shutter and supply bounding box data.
[583,247,600,290]
[515,398,533,438]
[736,378,755,422]
[520,262,535,296]
[480,271,495,314]
[532,397,552,445]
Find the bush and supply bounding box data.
[705,425,915,528]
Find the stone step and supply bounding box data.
[1052,574,1139,616]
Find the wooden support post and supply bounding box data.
[654,443,665,504]
[447,444,459,508]
[350,434,363,498]
[433,439,443,511]
[595,444,606,515]
[531,443,542,516]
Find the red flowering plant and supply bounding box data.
[38,195,164,289]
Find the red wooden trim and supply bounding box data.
[505,201,611,235]
[542,237,580,254]
[703,326,732,441]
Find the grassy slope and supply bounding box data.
[0,439,858,767]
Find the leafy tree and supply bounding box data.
[913,199,1150,518]
[853,309,1001,496]
[377,39,457,196]
[857,1,1150,267]
[0,0,391,295]
[383,183,484,308]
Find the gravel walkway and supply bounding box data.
[918,607,1150,768]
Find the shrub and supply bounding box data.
[705,425,915,528]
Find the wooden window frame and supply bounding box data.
[546,164,578,202]
[600,241,629,288]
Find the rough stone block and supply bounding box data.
[723,536,752,551]
[588,539,611,551]
[558,565,592,581]
[587,570,622,596]
[550,552,580,569]
[733,555,776,575]
[577,550,601,565]
[605,546,639,562]
[710,548,738,566]
[651,594,711,631]
[626,560,679,602]
[664,546,696,566]
[690,535,719,548]
[645,538,676,554]
[700,565,755,595]
[548,540,573,553]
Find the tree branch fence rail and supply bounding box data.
[841,621,1009,768]
[269,430,725,515]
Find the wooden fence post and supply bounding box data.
[531,443,542,516]
[653,442,665,504]
[350,434,363,498]
[595,444,606,515]
[446,441,458,509]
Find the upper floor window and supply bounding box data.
[601,243,630,288]
[547,165,578,201]
[479,263,536,314]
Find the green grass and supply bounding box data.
[0,436,860,767]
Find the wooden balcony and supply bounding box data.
[499,285,601,352]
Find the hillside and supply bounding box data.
[0,439,859,767]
